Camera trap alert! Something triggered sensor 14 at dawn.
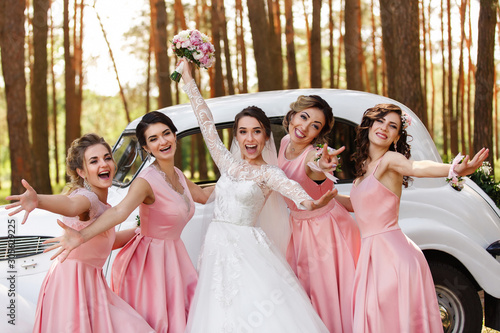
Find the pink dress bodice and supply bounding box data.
[63,188,113,268]
[278,135,335,212]
[138,166,195,239]
[350,170,401,238]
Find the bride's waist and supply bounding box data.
[212,219,256,227]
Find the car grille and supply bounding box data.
[0,236,53,260]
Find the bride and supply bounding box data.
[179,59,331,332]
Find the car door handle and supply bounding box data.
[20,262,37,269]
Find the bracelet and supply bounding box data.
[446,153,465,191]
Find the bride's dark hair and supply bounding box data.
[233,106,271,138]
[352,103,412,187]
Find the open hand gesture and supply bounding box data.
[5,179,38,225]
[302,188,337,211]
[43,220,85,262]
[455,148,489,176]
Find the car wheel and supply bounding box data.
[428,261,483,333]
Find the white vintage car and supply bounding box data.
[1,89,500,333]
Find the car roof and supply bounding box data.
[124,88,441,162]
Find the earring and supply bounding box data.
[393,142,397,150]
[83,178,92,191]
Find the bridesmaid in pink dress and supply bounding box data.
[278,95,361,332]
[6,134,153,333]
[347,104,488,332]
[47,113,213,333]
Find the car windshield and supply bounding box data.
[112,132,146,187]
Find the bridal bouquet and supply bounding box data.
[170,29,215,82]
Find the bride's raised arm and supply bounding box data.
[179,59,233,173]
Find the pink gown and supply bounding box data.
[278,134,361,332]
[33,188,154,333]
[350,158,443,332]
[111,165,197,333]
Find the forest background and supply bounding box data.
[0,0,499,199]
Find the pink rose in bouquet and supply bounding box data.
[170,29,215,82]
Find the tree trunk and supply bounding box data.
[235,0,248,93]
[427,2,435,139]
[220,0,235,95]
[31,0,52,193]
[211,0,225,97]
[146,26,152,112]
[370,0,378,94]
[457,0,467,153]
[284,0,299,88]
[301,0,312,82]
[495,71,499,160]
[467,0,474,153]
[267,0,283,89]
[1,0,34,195]
[328,0,335,88]
[173,0,187,30]
[64,0,79,153]
[421,0,428,131]
[379,0,426,126]
[447,0,458,155]
[49,1,60,184]
[150,0,172,108]
[440,0,449,158]
[310,0,322,87]
[473,0,497,170]
[75,0,83,136]
[336,0,344,88]
[247,0,273,91]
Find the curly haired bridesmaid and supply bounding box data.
[348,104,488,332]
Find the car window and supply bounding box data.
[112,133,147,187]
[328,119,357,182]
[175,117,357,185]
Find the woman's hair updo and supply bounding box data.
[282,95,334,145]
[66,133,113,193]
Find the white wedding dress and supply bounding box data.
[183,80,329,333]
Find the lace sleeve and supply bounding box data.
[182,79,233,173]
[263,165,312,210]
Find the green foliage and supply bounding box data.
[469,162,500,209]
